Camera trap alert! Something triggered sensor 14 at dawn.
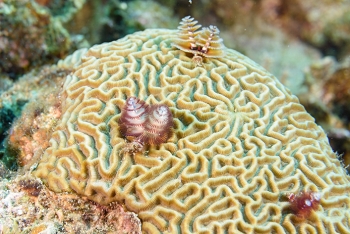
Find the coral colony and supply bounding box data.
[172,16,225,67]
[119,97,173,154]
[286,191,321,219]
[31,17,350,233]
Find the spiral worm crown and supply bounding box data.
[119,97,149,139]
[141,104,173,145]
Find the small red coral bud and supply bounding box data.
[139,104,173,145]
[287,191,321,219]
[119,97,149,139]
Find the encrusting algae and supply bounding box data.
[0,174,141,233]
[25,16,350,233]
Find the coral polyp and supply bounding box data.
[286,191,321,219]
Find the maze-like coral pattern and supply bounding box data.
[34,29,350,233]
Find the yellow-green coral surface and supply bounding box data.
[33,29,350,234]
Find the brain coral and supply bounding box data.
[33,28,350,233]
